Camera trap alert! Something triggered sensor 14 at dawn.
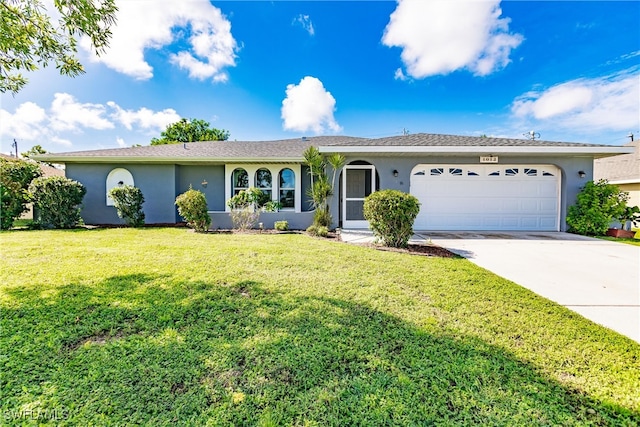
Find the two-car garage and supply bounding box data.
[410,164,560,231]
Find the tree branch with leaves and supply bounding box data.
[0,0,117,94]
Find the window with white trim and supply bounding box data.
[279,168,295,209]
[255,168,272,207]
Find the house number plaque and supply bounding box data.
[480,156,499,163]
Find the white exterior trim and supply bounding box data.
[319,145,633,155]
[608,179,640,185]
[35,156,305,164]
[224,163,302,212]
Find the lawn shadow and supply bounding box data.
[1,275,638,425]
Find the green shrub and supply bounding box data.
[227,188,262,230]
[363,189,420,248]
[274,220,289,231]
[306,224,328,237]
[0,158,41,230]
[175,187,211,232]
[567,180,628,236]
[29,176,86,229]
[108,185,145,227]
[262,200,282,212]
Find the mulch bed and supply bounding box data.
[355,242,460,258]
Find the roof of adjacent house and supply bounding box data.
[0,153,65,176]
[594,140,640,184]
[35,133,632,164]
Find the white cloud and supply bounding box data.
[281,76,341,134]
[0,102,48,140]
[394,68,408,81]
[107,102,180,131]
[0,93,185,149]
[81,1,237,81]
[511,69,640,133]
[50,93,114,132]
[382,0,522,78]
[293,14,315,36]
[116,137,126,148]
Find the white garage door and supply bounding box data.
[411,164,560,231]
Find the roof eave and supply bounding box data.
[33,156,305,164]
[317,145,634,156]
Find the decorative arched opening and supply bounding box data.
[106,168,134,205]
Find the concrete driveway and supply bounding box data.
[417,231,640,343]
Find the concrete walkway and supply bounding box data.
[340,229,640,343]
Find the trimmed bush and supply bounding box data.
[108,185,145,227]
[567,180,628,236]
[176,187,211,232]
[0,158,41,230]
[29,176,86,229]
[363,189,420,248]
[306,224,328,237]
[274,220,289,231]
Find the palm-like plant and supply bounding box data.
[303,147,345,228]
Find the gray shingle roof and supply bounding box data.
[36,133,629,163]
[594,140,640,182]
[325,133,614,147]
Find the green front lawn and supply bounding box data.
[1,228,638,425]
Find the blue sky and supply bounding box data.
[1,0,639,154]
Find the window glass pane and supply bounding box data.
[255,169,272,188]
[233,168,248,188]
[279,190,294,208]
[279,168,295,188]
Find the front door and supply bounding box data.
[342,165,376,229]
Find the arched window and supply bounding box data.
[232,168,248,195]
[255,168,272,206]
[106,168,134,205]
[279,168,295,209]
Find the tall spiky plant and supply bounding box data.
[327,153,346,193]
[303,148,345,229]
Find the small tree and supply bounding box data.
[108,185,145,227]
[363,190,420,248]
[29,176,86,228]
[567,180,628,236]
[0,158,41,229]
[175,187,211,232]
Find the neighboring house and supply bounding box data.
[36,133,632,231]
[594,139,640,207]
